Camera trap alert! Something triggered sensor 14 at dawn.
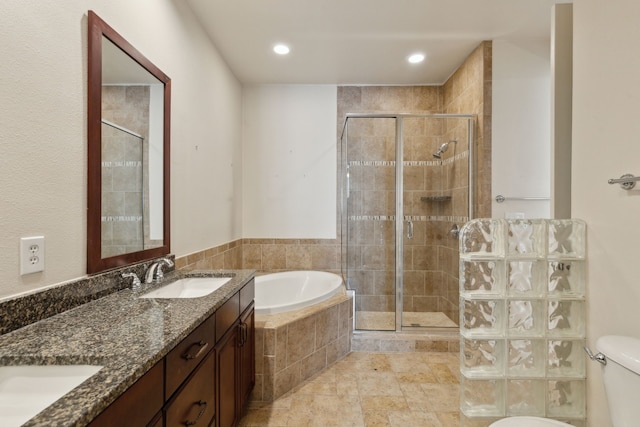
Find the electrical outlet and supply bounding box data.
[20,236,45,275]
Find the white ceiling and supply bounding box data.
[185,0,570,85]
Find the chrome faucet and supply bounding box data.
[145,258,174,284]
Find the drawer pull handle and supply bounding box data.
[182,340,209,360]
[184,400,207,426]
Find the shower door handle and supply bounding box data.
[406,219,414,240]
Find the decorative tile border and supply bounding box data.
[348,215,468,222]
[101,216,143,222]
[348,155,467,168]
[101,161,142,167]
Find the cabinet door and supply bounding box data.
[238,305,255,412]
[88,361,163,427]
[215,324,238,427]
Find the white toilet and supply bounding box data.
[490,417,571,426]
[489,335,640,427]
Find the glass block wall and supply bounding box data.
[459,219,586,427]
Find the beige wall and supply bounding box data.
[492,39,552,219]
[242,85,337,239]
[0,0,242,298]
[573,1,640,426]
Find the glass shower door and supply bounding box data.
[345,117,397,331]
[401,115,470,329]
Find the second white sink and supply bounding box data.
[0,364,102,427]
[140,277,232,299]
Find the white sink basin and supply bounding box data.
[140,277,232,299]
[0,364,102,427]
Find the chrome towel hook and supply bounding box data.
[608,173,640,190]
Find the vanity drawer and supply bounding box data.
[240,279,255,314]
[89,361,163,427]
[165,314,215,398]
[216,292,239,340]
[165,349,216,427]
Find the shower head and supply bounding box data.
[432,139,458,159]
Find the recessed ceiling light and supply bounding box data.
[273,44,290,55]
[408,53,425,64]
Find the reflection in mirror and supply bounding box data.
[101,121,145,257]
[101,37,165,257]
[88,11,171,273]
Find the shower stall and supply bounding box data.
[341,113,475,332]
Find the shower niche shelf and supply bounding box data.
[420,195,452,202]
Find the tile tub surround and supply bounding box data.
[174,238,341,273]
[252,291,353,402]
[0,269,255,426]
[0,255,175,335]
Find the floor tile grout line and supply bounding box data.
[241,351,460,427]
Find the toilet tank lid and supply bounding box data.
[597,335,640,374]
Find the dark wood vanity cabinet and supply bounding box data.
[215,282,255,427]
[88,279,255,427]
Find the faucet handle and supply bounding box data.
[145,258,174,284]
[122,272,142,291]
[155,267,166,283]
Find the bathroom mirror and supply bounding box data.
[87,11,171,273]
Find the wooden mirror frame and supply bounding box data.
[87,10,171,274]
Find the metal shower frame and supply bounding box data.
[341,113,476,332]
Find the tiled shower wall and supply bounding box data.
[441,41,493,320]
[443,41,493,219]
[177,41,492,326]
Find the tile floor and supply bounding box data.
[239,351,460,427]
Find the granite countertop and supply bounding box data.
[0,269,256,427]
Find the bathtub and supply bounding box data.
[252,270,353,402]
[254,270,343,315]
